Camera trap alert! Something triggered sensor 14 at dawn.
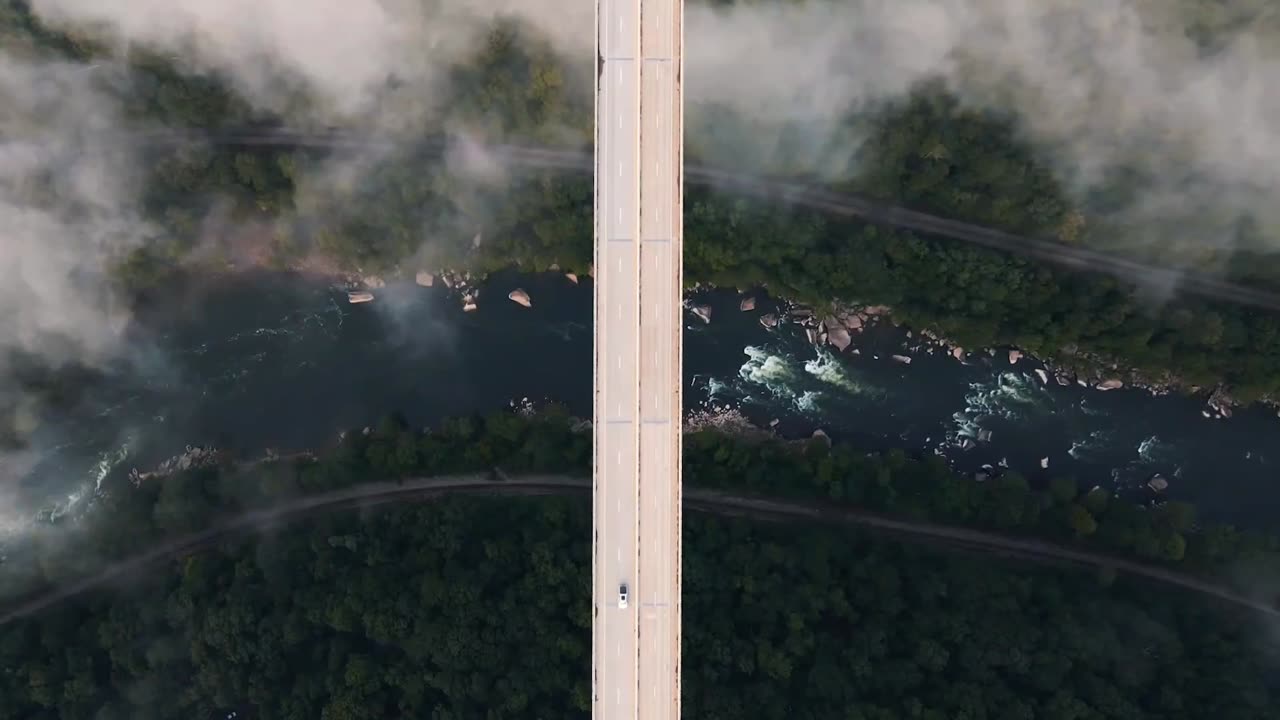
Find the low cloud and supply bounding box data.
[0,55,162,527]
[29,0,1280,238]
[0,59,147,364]
[687,0,1280,262]
[30,0,594,127]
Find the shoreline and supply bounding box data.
[687,282,1260,419]
[151,256,1271,417]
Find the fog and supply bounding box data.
[685,0,1280,266]
[31,0,1280,253]
[2,0,1278,524]
[0,56,163,530]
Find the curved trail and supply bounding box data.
[139,130,1280,314]
[2,473,1275,625]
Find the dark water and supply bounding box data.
[13,270,1280,527]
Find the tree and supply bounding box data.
[1067,504,1098,537]
[1162,532,1188,562]
[1048,476,1079,506]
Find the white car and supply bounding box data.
[618,583,629,609]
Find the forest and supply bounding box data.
[2,485,1278,718]
[4,409,1278,617]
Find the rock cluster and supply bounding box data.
[683,403,771,439]
[430,269,483,312]
[129,445,219,484]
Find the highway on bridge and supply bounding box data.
[593,0,683,717]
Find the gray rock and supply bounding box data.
[827,326,852,351]
[508,289,532,308]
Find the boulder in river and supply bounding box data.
[891,354,912,364]
[739,296,756,312]
[1040,457,1050,469]
[759,313,779,329]
[565,272,579,284]
[805,327,819,345]
[977,428,993,443]
[508,289,532,308]
[1147,473,1169,492]
[415,271,434,287]
[1034,368,1049,384]
[951,346,965,361]
[361,275,386,289]
[463,301,477,313]
[811,428,832,446]
[691,305,712,324]
[1008,349,1022,365]
[1097,379,1124,391]
[827,326,852,351]
[347,291,374,304]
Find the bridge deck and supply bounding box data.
[593,0,682,717]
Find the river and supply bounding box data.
[10,270,1280,528]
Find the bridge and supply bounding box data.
[592,0,683,716]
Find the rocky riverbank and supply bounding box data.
[687,282,1266,420]
[191,243,1273,418]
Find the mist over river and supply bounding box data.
[11,270,1280,528]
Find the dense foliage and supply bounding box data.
[2,493,1277,720]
